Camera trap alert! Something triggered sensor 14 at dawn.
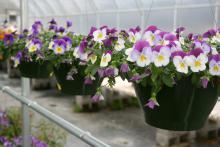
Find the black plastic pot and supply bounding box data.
[134,78,218,131]
[53,63,102,95]
[19,60,53,78]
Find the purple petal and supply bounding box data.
[144,25,158,33]
[134,40,149,52]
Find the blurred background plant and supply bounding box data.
[0,106,67,147]
[33,119,67,147]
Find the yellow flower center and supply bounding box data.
[140,54,147,62]
[131,36,135,42]
[98,33,103,39]
[180,62,185,69]
[194,61,201,68]
[198,36,203,41]
[56,47,63,53]
[216,34,220,39]
[213,65,219,72]
[102,57,107,63]
[158,55,164,62]
[150,34,155,41]
[29,45,37,52]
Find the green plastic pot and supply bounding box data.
[19,60,53,78]
[53,63,102,95]
[134,78,218,131]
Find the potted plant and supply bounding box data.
[44,19,95,95]
[12,21,53,78]
[122,25,220,131]
[54,26,123,96]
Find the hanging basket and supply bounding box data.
[53,63,102,95]
[19,60,53,79]
[134,77,218,131]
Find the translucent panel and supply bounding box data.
[176,7,214,33]
[115,0,138,9]
[119,12,141,29]
[218,6,220,26]
[100,13,116,27]
[142,0,175,7]
[74,0,95,12]
[0,0,18,14]
[0,0,219,35]
[176,0,215,5]
[147,9,174,31]
[95,0,117,10]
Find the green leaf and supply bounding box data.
[162,74,173,87]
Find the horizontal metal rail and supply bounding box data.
[0,85,111,147]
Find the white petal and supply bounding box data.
[185,55,195,66]
[136,54,150,67]
[197,54,208,64]
[173,56,182,67]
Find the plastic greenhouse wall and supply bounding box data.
[0,0,220,34]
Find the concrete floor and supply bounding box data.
[0,74,156,147]
[1,73,220,147]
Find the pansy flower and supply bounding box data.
[91,93,104,102]
[104,67,119,77]
[62,36,72,51]
[126,40,153,67]
[52,39,67,55]
[143,26,162,46]
[26,38,42,53]
[93,28,107,43]
[194,41,211,54]
[128,26,141,43]
[115,37,125,51]
[172,51,188,74]
[145,98,159,109]
[30,21,43,35]
[120,63,130,73]
[212,31,220,43]
[100,51,112,67]
[66,20,72,28]
[73,46,88,61]
[73,39,88,61]
[3,34,14,46]
[152,46,171,67]
[186,48,208,72]
[209,54,220,76]
[12,51,22,67]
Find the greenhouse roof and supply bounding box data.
[0,0,220,33]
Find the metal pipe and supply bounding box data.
[0,85,111,147]
[20,0,31,146]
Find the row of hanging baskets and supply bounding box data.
[1,19,220,131]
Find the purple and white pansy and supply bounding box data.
[209,54,220,76]
[52,39,67,55]
[26,38,42,53]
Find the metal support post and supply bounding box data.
[20,0,31,146]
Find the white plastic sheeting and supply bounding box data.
[0,0,220,34]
